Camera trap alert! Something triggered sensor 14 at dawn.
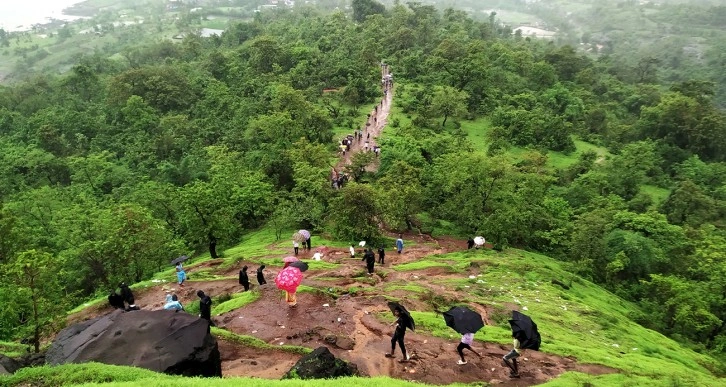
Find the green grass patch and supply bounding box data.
[211,291,260,316]
[384,284,429,293]
[211,327,311,355]
[640,184,670,205]
[1,362,470,387]
[0,340,27,357]
[392,260,450,271]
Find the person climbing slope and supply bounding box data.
[456,332,481,365]
[256,265,267,285]
[239,265,250,291]
[362,247,376,275]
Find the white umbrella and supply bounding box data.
[474,236,485,246]
[359,241,366,247]
[313,252,322,261]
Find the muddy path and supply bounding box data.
[68,231,616,385]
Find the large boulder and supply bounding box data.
[283,346,358,379]
[46,310,221,377]
[0,353,21,375]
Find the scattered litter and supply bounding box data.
[590,330,595,334]
[476,280,485,284]
[364,310,369,315]
[337,317,342,322]
[514,299,521,304]
[238,316,243,319]
[522,306,528,311]
[281,326,285,329]
[464,285,470,288]
[252,330,257,333]
[279,342,284,345]
[523,357,528,361]
[83,303,89,307]
[469,275,476,279]
[535,298,541,303]
[632,348,638,351]
[477,274,482,277]
[612,344,620,348]
[322,304,330,307]
[423,340,427,344]
[151,279,164,283]
[491,368,496,372]
[409,369,416,374]
[561,305,568,311]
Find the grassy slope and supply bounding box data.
[390,249,722,386]
[5,228,724,386]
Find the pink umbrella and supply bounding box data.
[283,256,299,263]
[275,267,303,293]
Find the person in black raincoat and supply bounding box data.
[385,306,411,362]
[119,282,139,311]
[108,291,125,310]
[256,265,267,285]
[239,265,250,291]
[362,248,376,274]
[467,237,475,249]
[377,245,385,265]
[197,290,214,331]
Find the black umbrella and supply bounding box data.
[170,255,189,266]
[509,310,541,351]
[289,260,309,272]
[443,306,485,335]
[387,301,415,331]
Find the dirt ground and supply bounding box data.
[65,86,616,386]
[68,231,615,386]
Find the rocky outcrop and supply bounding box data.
[46,309,221,377]
[283,346,358,379]
[0,354,20,375]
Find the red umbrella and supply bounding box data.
[283,256,299,263]
[275,267,303,293]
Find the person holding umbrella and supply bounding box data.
[275,264,305,307]
[443,306,484,365]
[503,310,541,378]
[175,262,187,287]
[385,302,414,362]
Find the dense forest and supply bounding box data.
[0,0,725,364]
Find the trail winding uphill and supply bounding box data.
[336,65,394,175]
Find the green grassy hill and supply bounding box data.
[2,227,723,386]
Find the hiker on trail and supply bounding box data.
[363,247,376,275]
[163,294,184,311]
[367,132,370,140]
[456,333,481,365]
[108,291,125,310]
[364,141,369,151]
[349,244,356,258]
[377,245,385,264]
[293,240,299,255]
[306,236,311,250]
[502,336,523,378]
[467,237,475,250]
[239,265,250,291]
[256,265,267,285]
[119,282,139,311]
[197,290,214,329]
[176,262,186,287]
[396,235,404,254]
[385,306,411,362]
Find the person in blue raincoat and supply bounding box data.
[396,234,404,254]
[176,262,187,287]
[163,294,184,311]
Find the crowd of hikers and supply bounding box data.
[103,69,539,379]
[108,231,535,378]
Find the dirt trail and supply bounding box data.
[336,72,393,174]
